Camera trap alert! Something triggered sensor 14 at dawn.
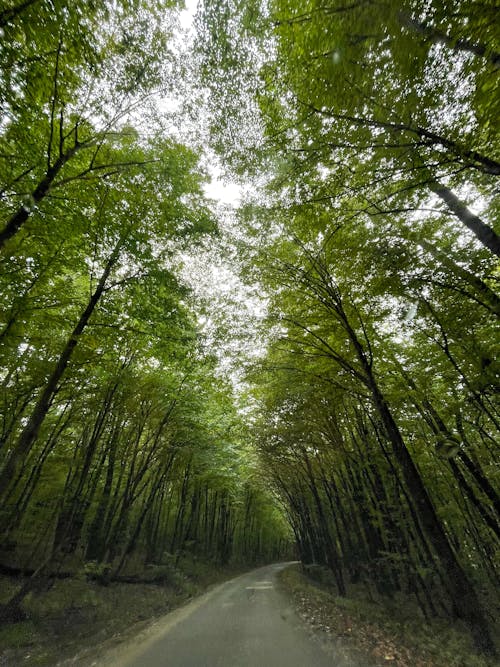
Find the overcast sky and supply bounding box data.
[179,0,242,206]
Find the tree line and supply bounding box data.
[196,0,499,656]
[0,0,291,623]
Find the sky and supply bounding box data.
[203,165,242,205]
[173,0,264,389]
[179,0,242,206]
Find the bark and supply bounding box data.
[305,264,497,654]
[430,182,500,256]
[0,240,123,499]
[0,144,82,251]
[457,450,500,520]
[418,397,500,518]
[307,104,500,176]
[368,381,495,654]
[145,486,165,562]
[317,461,359,582]
[85,421,121,561]
[301,448,346,595]
[183,485,201,545]
[400,12,500,69]
[114,454,175,576]
[52,386,118,558]
[171,462,192,554]
[422,300,500,430]
[100,419,157,564]
[397,371,500,524]
[411,396,500,538]
[449,459,500,540]
[1,405,71,536]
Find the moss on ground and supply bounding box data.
[277,564,499,667]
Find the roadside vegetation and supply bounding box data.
[279,564,499,667]
[0,556,246,666]
[0,0,498,664]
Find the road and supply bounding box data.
[99,562,335,667]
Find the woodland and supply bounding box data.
[0,0,499,663]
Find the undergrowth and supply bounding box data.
[0,556,242,666]
[278,564,499,667]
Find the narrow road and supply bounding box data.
[100,562,334,667]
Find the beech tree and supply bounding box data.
[196,0,499,656]
[1,0,497,659]
[0,0,292,623]
[0,0,175,251]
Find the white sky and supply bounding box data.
[178,0,242,206]
[179,0,198,29]
[203,166,242,205]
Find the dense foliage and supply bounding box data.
[0,0,291,623]
[0,0,498,661]
[196,0,499,656]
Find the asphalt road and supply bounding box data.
[100,562,334,667]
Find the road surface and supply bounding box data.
[99,562,335,667]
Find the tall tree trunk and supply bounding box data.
[0,239,123,499]
[448,460,500,540]
[397,375,500,531]
[429,182,500,256]
[301,448,346,595]
[399,12,500,68]
[114,450,176,576]
[85,427,119,562]
[416,237,500,315]
[0,144,83,251]
[367,377,495,654]
[322,280,496,654]
[457,450,500,519]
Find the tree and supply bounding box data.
[245,227,498,652]
[0,0,176,251]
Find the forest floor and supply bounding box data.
[1,561,498,667]
[277,564,499,667]
[0,557,247,666]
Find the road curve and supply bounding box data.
[99,562,334,667]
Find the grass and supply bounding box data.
[277,564,500,667]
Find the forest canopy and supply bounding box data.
[195,0,500,656]
[0,0,292,625]
[0,0,499,660]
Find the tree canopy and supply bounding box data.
[0,0,498,659]
[195,0,499,656]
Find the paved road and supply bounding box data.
[100,562,334,667]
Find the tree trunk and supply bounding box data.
[399,12,500,69]
[369,381,495,655]
[0,144,82,251]
[416,237,500,315]
[332,292,497,655]
[449,459,500,539]
[0,0,40,28]
[0,239,123,499]
[457,450,500,519]
[302,449,346,595]
[430,182,500,256]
